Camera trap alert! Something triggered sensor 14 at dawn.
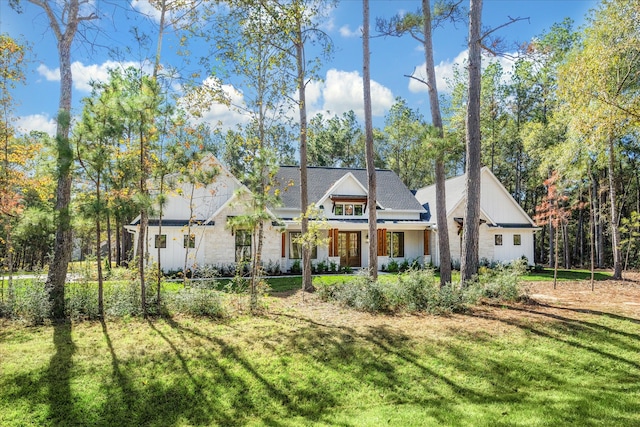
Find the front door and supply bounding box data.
[338,231,361,267]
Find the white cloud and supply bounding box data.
[409,50,468,94]
[311,69,394,120]
[16,114,57,136]
[339,24,362,38]
[183,70,394,130]
[37,60,150,92]
[131,0,162,21]
[184,78,251,131]
[409,50,518,94]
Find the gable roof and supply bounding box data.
[274,166,425,212]
[414,167,536,227]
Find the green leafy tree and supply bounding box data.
[557,0,640,279]
[75,78,124,316]
[382,98,430,190]
[308,111,362,167]
[13,0,98,319]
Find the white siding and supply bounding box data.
[490,230,535,265]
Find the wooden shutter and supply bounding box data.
[328,228,339,257]
[377,228,387,256]
[281,232,286,258]
[423,229,431,256]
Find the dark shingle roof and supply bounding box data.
[274,166,425,212]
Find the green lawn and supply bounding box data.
[1,300,639,426]
[522,268,612,282]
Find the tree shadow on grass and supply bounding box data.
[46,321,77,427]
[161,316,339,426]
[98,318,244,427]
[480,303,640,364]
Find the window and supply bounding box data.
[154,234,167,249]
[183,234,195,248]
[235,230,252,262]
[289,232,317,259]
[495,234,503,246]
[513,234,521,246]
[334,203,364,216]
[386,231,405,258]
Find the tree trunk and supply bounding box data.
[608,135,622,279]
[422,0,451,286]
[596,174,605,268]
[105,181,112,271]
[363,0,378,280]
[46,39,74,320]
[295,16,312,294]
[138,116,148,316]
[548,223,554,267]
[115,217,122,266]
[460,0,483,285]
[562,221,570,269]
[157,176,164,306]
[96,175,104,317]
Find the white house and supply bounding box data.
[272,166,433,271]
[414,167,539,267]
[127,160,434,273]
[125,156,282,272]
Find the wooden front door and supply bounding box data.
[338,231,361,267]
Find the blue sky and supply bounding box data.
[1,0,598,135]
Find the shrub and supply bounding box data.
[290,259,302,274]
[386,259,399,273]
[264,260,281,276]
[66,282,100,320]
[168,283,225,317]
[105,281,142,318]
[317,268,484,315]
[329,261,338,273]
[478,259,527,302]
[13,279,51,325]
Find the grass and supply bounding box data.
[1,303,639,426]
[522,268,612,282]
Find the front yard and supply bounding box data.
[1,273,639,426]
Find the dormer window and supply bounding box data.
[334,203,365,216]
[330,195,368,216]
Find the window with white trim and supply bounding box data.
[513,234,521,246]
[334,203,364,216]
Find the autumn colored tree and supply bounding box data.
[557,0,639,280]
[534,171,571,289]
[0,34,28,303]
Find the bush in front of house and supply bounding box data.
[477,259,527,302]
[317,262,526,314]
[167,282,226,317]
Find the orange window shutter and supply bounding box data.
[329,228,334,256]
[281,233,286,258]
[383,229,388,256]
[377,229,387,256]
[424,229,430,255]
[333,229,339,256]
